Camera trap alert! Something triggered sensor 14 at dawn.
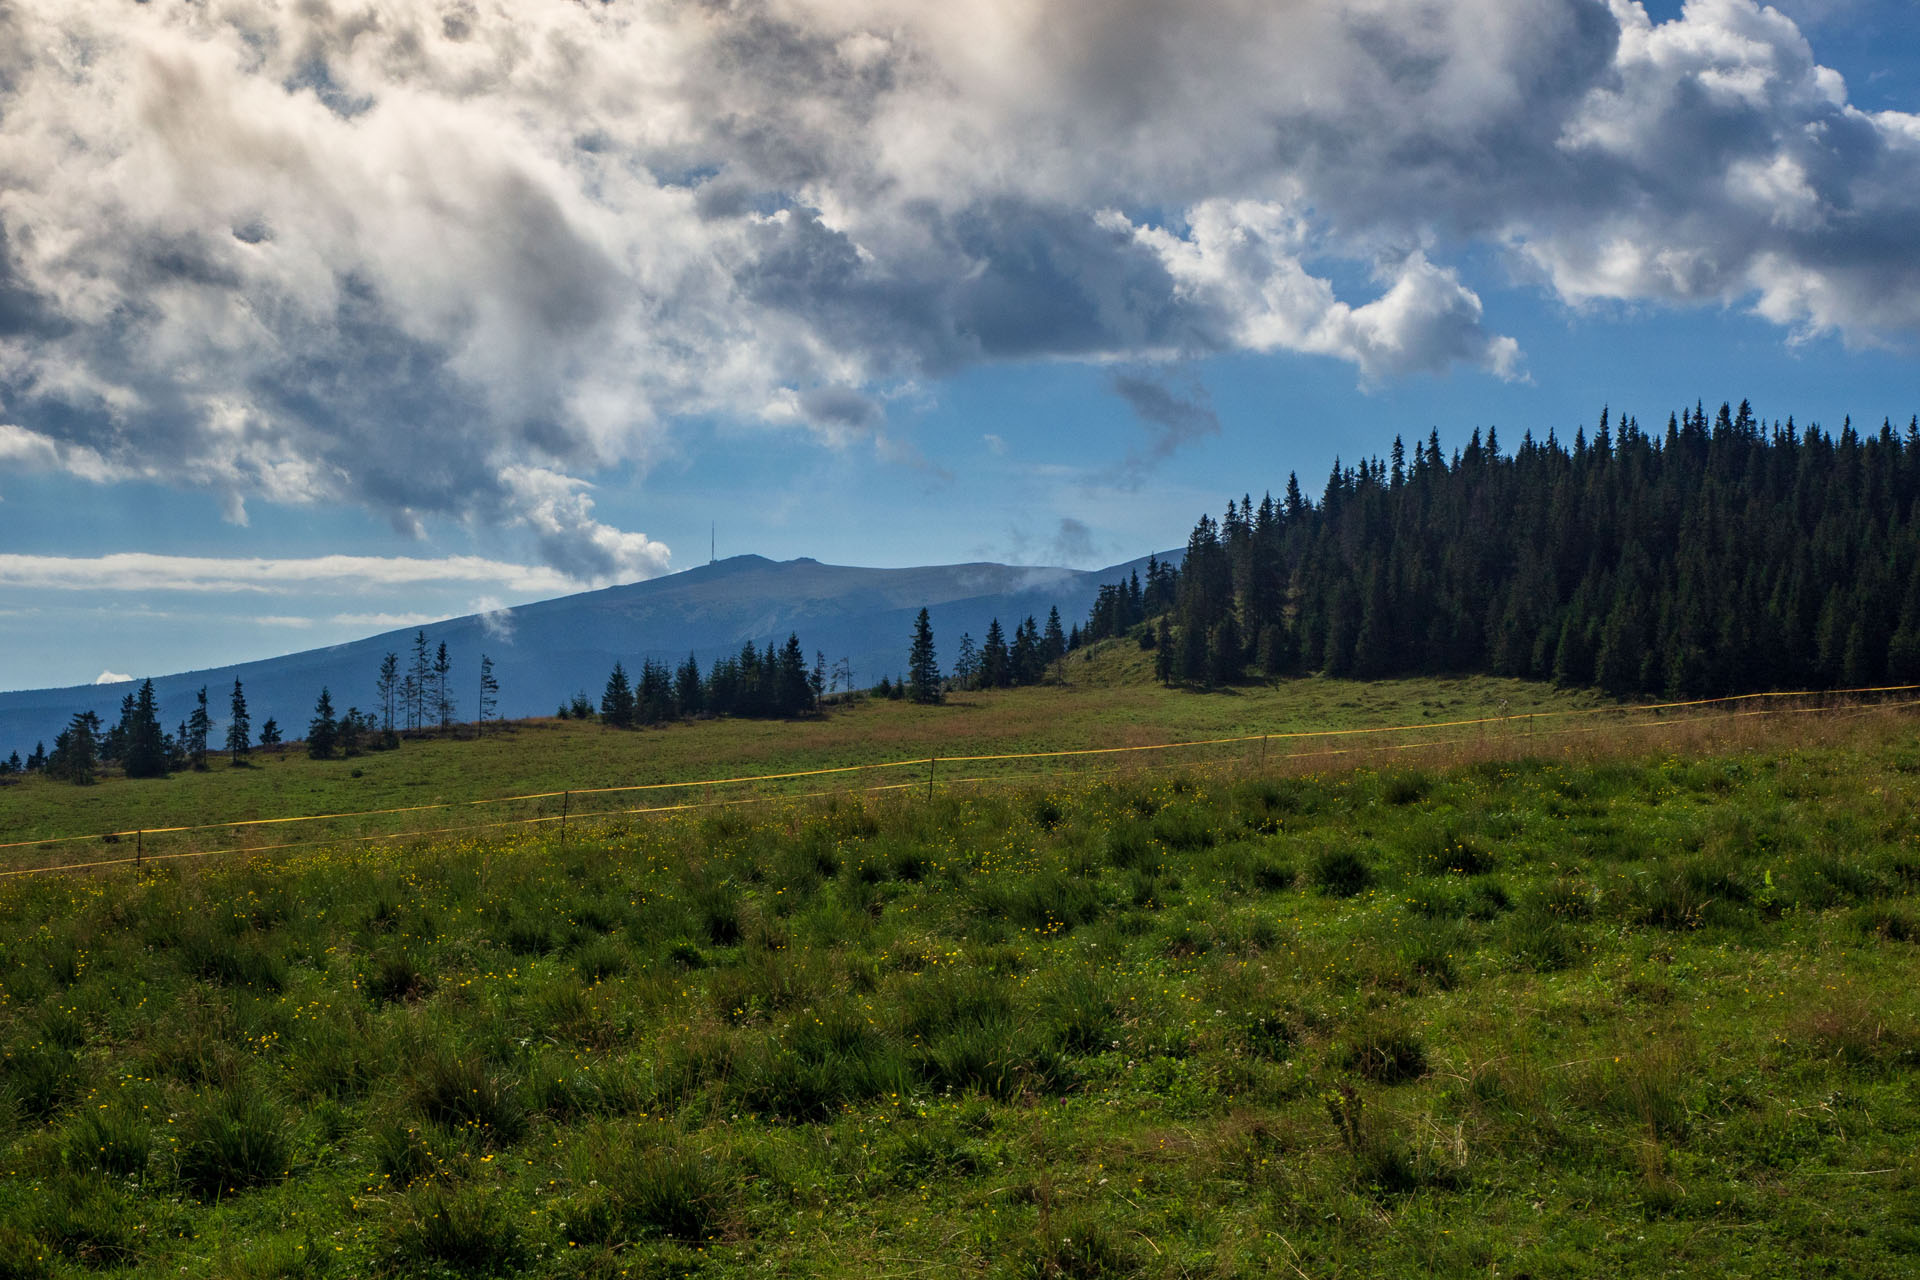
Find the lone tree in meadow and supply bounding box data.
[226,678,251,765]
[477,653,498,734]
[908,608,942,704]
[307,688,338,760]
[259,718,282,750]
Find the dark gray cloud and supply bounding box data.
[1104,370,1222,488]
[1050,517,1098,567]
[0,0,1915,578]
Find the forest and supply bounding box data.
[1083,401,1920,697]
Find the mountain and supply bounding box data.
[0,552,1173,756]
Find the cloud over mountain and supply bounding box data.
[0,0,1914,575]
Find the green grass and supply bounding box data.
[1,681,1918,1276]
[1,648,1596,848]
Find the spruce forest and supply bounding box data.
[1084,402,1920,697]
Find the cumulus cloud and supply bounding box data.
[0,0,1915,561]
[94,670,131,685]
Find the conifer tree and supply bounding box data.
[434,642,453,731]
[48,712,100,785]
[601,662,636,728]
[226,679,251,765]
[1154,617,1175,685]
[953,632,979,687]
[908,608,941,704]
[981,618,1010,689]
[1042,607,1066,666]
[408,629,431,731]
[377,652,400,743]
[477,654,498,733]
[259,718,281,750]
[307,688,338,759]
[677,653,704,717]
[186,686,212,771]
[122,678,168,778]
[1010,616,1040,685]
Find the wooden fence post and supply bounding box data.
[559,791,569,853]
[927,756,936,801]
[135,829,142,873]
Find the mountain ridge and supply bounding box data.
[1,551,1175,755]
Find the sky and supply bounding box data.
[2,0,1919,692]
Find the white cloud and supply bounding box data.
[0,0,1914,555]
[330,612,446,631]
[94,670,131,684]
[474,596,516,643]
[0,553,585,595]
[496,467,672,584]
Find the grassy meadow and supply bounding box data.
[2,654,1601,858]
[0,685,1917,1277]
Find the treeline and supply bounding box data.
[2,678,278,786]
[582,633,823,727]
[7,628,506,784]
[1105,401,1920,696]
[936,608,1070,691]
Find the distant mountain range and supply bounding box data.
[0,552,1172,756]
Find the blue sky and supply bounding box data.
[3,0,1919,691]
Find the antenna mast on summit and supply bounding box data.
[711,522,716,564]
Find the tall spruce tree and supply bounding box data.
[601,662,636,728]
[226,679,251,765]
[122,679,168,778]
[981,618,1010,689]
[908,608,941,704]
